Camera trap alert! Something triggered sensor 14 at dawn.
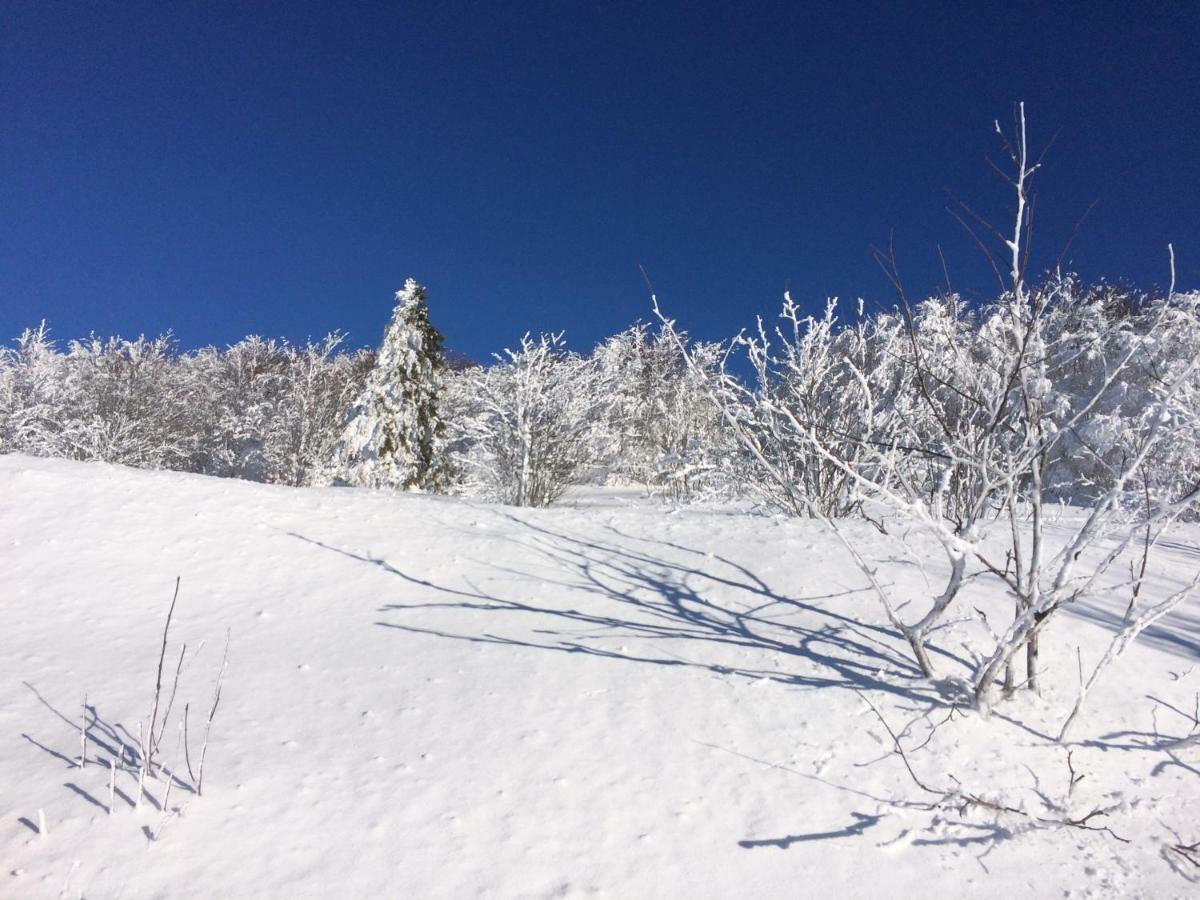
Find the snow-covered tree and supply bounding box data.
[60,333,188,469]
[450,332,602,507]
[180,336,292,481]
[177,335,373,485]
[593,324,730,501]
[0,324,70,457]
[265,335,374,486]
[655,104,1200,713]
[327,279,452,491]
[0,325,372,484]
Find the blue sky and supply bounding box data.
[2,1,1197,361]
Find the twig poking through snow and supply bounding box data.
[196,629,230,797]
[854,689,1129,843]
[78,694,87,769]
[144,577,182,776]
[183,702,194,783]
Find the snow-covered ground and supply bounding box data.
[2,455,1198,898]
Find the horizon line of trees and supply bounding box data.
[1,274,1195,507]
[0,286,730,498]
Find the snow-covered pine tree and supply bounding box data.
[326,279,452,491]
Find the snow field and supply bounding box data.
[2,456,1198,898]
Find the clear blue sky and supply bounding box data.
[2,1,1197,360]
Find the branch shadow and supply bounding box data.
[291,512,1089,858]
[911,821,1016,847]
[63,782,108,814]
[290,511,966,707]
[20,683,185,815]
[738,811,883,848]
[1066,599,1200,661]
[23,682,141,764]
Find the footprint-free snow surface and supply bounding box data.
[2,455,1198,897]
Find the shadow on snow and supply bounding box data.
[290,512,966,708]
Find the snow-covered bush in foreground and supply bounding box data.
[449,332,603,507]
[656,105,1200,713]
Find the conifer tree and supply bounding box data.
[327,279,452,491]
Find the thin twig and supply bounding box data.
[855,689,1129,843]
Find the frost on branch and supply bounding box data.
[654,104,1200,713]
[591,324,730,500]
[449,332,602,507]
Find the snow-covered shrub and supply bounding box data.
[748,296,903,519]
[182,335,374,486]
[263,335,373,486]
[327,280,453,491]
[592,324,730,500]
[665,277,1200,710]
[59,333,189,469]
[180,336,294,481]
[450,332,603,507]
[656,106,1200,711]
[1051,284,1200,517]
[0,325,372,487]
[0,324,72,458]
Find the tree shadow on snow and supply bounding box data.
[288,515,1055,858]
[1066,600,1200,662]
[289,512,966,707]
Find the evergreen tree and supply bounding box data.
[327,279,452,491]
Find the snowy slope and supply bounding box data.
[1,455,1198,898]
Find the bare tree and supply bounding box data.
[655,104,1200,712]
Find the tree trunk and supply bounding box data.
[906,631,935,679]
[1026,630,1040,695]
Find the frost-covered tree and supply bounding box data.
[593,324,729,500]
[61,333,188,469]
[0,324,371,486]
[0,324,70,457]
[180,335,373,485]
[450,332,602,507]
[655,104,1200,712]
[266,335,374,486]
[327,279,452,491]
[181,336,292,481]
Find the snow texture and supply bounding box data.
[2,455,1198,897]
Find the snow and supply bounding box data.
[2,455,1198,898]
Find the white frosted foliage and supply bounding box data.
[327,279,449,490]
